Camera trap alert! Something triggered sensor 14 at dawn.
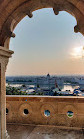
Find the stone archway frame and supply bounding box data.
[0,0,84,138]
[0,0,84,49]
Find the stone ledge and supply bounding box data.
[0,46,14,58]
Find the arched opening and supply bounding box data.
[1,0,84,48]
[6,8,84,96]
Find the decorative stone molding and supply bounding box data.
[27,11,33,18]
[53,3,65,15]
[53,7,59,15]
[74,25,80,33]
[4,28,16,38]
[0,0,84,47]
[0,47,14,58]
[9,31,16,38]
[0,46,14,70]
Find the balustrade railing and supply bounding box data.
[6,96,84,127]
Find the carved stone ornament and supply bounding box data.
[74,25,79,33]
[27,11,33,18]
[0,47,14,71]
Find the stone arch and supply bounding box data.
[0,0,84,48]
[0,1,84,138]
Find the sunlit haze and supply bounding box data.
[6,8,84,76]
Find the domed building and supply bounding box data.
[47,73,50,79]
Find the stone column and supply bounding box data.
[0,47,14,139]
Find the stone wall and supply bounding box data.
[6,96,84,127]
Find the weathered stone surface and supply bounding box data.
[6,96,84,128]
[7,124,84,139]
[0,47,13,139]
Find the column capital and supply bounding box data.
[0,46,14,71]
[0,47,14,59]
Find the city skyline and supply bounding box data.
[6,8,84,76]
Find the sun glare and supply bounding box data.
[71,46,84,59]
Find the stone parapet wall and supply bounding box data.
[6,96,84,127]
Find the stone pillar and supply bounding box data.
[0,47,14,139]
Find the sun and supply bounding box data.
[71,46,84,59]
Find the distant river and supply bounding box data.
[60,84,79,92]
[6,83,79,92]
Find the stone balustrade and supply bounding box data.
[6,96,84,128]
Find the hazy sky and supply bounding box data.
[6,8,84,76]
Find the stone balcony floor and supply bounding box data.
[7,124,84,139]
